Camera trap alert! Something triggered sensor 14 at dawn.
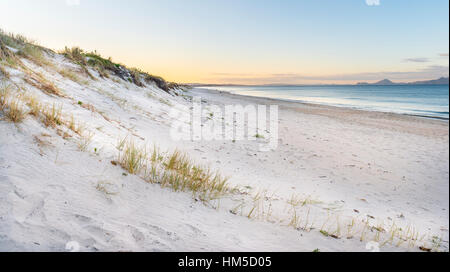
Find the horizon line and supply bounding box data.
[187,77,450,87]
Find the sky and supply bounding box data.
[0,0,448,84]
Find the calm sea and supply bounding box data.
[200,85,449,120]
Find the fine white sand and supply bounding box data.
[189,88,449,244]
[0,49,448,252]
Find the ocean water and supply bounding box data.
[200,85,449,120]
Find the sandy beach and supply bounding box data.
[1,41,448,252]
[2,0,450,257]
[187,87,450,242]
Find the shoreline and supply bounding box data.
[194,87,449,121]
[190,87,449,140]
[186,86,449,246]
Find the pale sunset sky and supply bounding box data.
[1,0,448,84]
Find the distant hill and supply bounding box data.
[409,77,449,85]
[358,77,449,86]
[373,79,395,85]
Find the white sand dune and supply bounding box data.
[0,44,448,252]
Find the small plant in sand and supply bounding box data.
[78,131,95,152]
[0,84,28,123]
[255,133,264,139]
[116,136,129,151]
[0,83,11,109]
[67,114,76,131]
[96,181,118,196]
[64,114,85,136]
[0,65,9,79]
[118,140,148,175]
[24,94,42,117]
[159,98,172,106]
[42,103,63,128]
[243,189,274,220]
[288,209,300,228]
[2,97,28,123]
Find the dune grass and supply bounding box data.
[1,38,20,69]
[2,32,61,97]
[0,84,27,123]
[42,103,63,128]
[84,51,119,72]
[62,47,86,65]
[3,30,185,95]
[1,30,51,67]
[5,98,28,122]
[61,46,182,91]
[58,68,87,85]
[0,29,34,48]
[23,70,62,97]
[0,83,10,109]
[78,131,95,151]
[2,83,92,150]
[118,140,148,174]
[24,94,42,117]
[161,150,229,198]
[116,138,230,200]
[130,68,144,87]
[0,65,9,79]
[17,44,51,67]
[62,47,95,80]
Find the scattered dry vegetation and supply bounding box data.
[1,29,52,68]
[1,81,92,148]
[1,30,64,98]
[17,44,52,67]
[96,181,118,196]
[129,68,144,87]
[84,51,118,79]
[0,83,10,109]
[78,131,94,151]
[25,94,42,117]
[24,70,62,97]
[62,46,182,92]
[116,138,229,200]
[42,103,63,128]
[3,28,185,97]
[118,140,147,174]
[0,29,32,48]
[58,68,87,85]
[0,38,20,69]
[62,46,86,66]
[4,98,27,122]
[0,65,9,79]
[0,85,27,123]
[62,47,95,80]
